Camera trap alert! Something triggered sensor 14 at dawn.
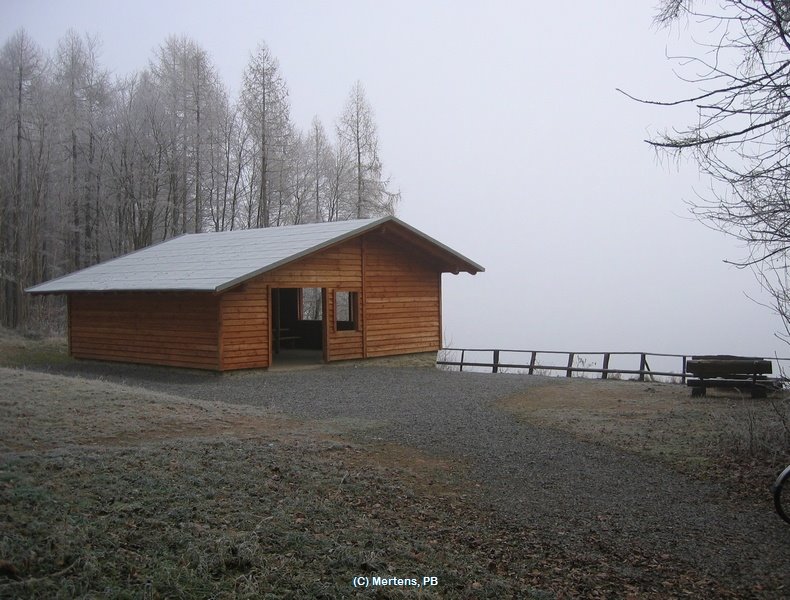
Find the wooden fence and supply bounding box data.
[436,348,790,383]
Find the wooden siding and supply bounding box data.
[259,238,363,289]
[363,235,441,357]
[326,289,364,361]
[67,229,445,371]
[219,279,269,370]
[239,232,439,363]
[69,292,221,369]
[260,238,364,362]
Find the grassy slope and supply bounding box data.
[1,367,564,599]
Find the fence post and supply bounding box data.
[639,353,647,381]
[602,353,610,380]
[529,351,536,375]
[493,350,500,374]
[681,355,687,385]
[566,353,574,378]
[459,349,465,372]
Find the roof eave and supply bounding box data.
[379,217,485,274]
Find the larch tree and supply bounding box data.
[150,35,224,236]
[336,81,398,219]
[107,69,170,251]
[306,115,333,222]
[52,30,111,270]
[240,42,290,228]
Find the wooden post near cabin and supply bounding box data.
[566,352,574,378]
[602,353,611,380]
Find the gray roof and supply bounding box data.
[26,217,483,294]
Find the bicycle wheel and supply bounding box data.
[772,464,790,524]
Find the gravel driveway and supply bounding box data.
[44,362,790,596]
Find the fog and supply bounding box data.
[4,0,785,358]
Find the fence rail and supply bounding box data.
[436,348,790,382]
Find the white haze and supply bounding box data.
[3,0,786,359]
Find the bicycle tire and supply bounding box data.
[772,464,790,524]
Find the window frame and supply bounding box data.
[334,290,359,332]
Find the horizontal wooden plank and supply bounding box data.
[367,287,435,295]
[365,311,438,320]
[71,340,220,356]
[328,337,363,346]
[221,359,269,370]
[366,316,439,326]
[221,300,267,309]
[73,301,218,314]
[221,320,266,329]
[223,350,268,360]
[71,325,217,340]
[73,307,218,319]
[367,335,438,345]
[72,317,218,329]
[71,334,218,348]
[328,354,364,361]
[72,335,218,352]
[366,295,437,303]
[72,348,219,368]
[366,342,439,356]
[223,342,267,353]
[365,317,440,328]
[330,344,363,353]
[222,331,266,340]
[221,314,267,323]
[366,334,439,344]
[72,342,219,359]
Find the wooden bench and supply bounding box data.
[686,355,775,398]
[277,335,301,351]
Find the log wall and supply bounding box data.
[69,292,220,369]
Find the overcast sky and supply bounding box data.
[3,0,786,360]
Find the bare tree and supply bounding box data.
[240,42,290,228]
[53,30,111,270]
[150,36,223,235]
[0,29,47,328]
[206,95,247,232]
[336,81,399,219]
[106,70,170,250]
[306,116,333,222]
[0,30,401,332]
[628,1,790,341]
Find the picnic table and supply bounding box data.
[686,355,774,398]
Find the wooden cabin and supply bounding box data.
[27,217,483,371]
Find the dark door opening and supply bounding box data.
[271,287,325,365]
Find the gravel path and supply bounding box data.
[41,362,790,595]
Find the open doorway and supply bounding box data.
[271,287,325,366]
